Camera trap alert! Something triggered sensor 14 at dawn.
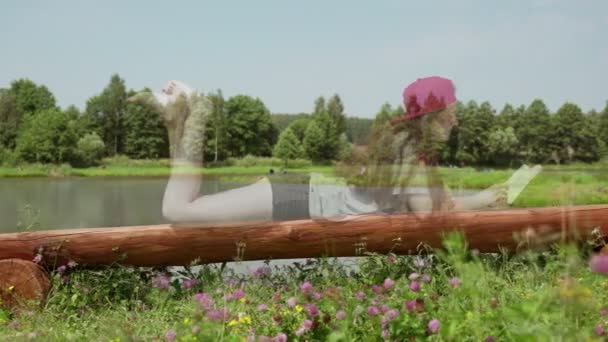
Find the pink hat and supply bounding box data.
[391,76,457,124]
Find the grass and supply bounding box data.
[2,234,608,341]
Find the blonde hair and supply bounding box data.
[337,103,458,213]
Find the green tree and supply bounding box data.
[273,128,305,166]
[518,99,553,163]
[552,102,602,163]
[599,102,608,152]
[0,89,19,149]
[75,132,106,167]
[286,118,311,143]
[205,90,228,162]
[224,95,278,157]
[487,127,519,166]
[313,97,326,116]
[123,93,169,159]
[345,117,373,145]
[303,120,325,162]
[9,79,56,116]
[15,108,79,163]
[455,101,495,165]
[327,94,347,135]
[84,74,128,156]
[373,103,401,129]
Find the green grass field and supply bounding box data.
[2,235,608,341]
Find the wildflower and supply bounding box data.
[414,257,426,268]
[273,332,287,342]
[449,277,461,289]
[228,319,238,327]
[295,304,303,313]
[152,274,171,289]
[32,254,42,264]
[300,281,313,293]
[422,274,432,282]
[165,329,177,341]
[67,260,78,268]
[367,306,380,316]
[181,278,197,290]
[207,308,230,322]
[239,315,252,324]
[232,288,245,300]
[295,319,313,336]
[311,292,322,301]
[484,337,496,342]
[356,291,366,300]
[305,303,319,317]
[386,309,399,320]
[336,310,346,320]
[405,299,425,313]
[257,303,268,311]
[428,318,440,333]
[57,265,67,274]
[252,265,272,278]
[372,284,383,293]
[194,292,214,310]
[590,254,608,274]
[405,300,416,312]
[62,275,70,283]
[408,273,420,280]
[380,304,389,313]
[409,281,421,292]
[381,316,389,328]
[601,308,608,316]
[383,278,395,289]
[382,329,390,340]
[287,296,297,308]
[596,325,605,336]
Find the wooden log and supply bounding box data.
[0,259,50,309]
[0,205,607,267]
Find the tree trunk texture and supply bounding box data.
[0,205,607,267]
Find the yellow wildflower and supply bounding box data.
[228,319,239,326]
[239,297,246,304]
[239,316,252,325]
[7,285,14,292]
[295,305,303,313]
[183,318,190,325]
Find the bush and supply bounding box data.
[15,109,79,164]
[74,132,106,167]
[0,146,20,166]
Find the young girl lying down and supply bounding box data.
[129,77,511,225]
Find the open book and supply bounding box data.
[506,164,542,204]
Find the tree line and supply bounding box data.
[1,74,607,168]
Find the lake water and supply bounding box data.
[0,176,480,273]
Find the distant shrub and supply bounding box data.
[74,132,105,167]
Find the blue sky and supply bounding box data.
[1,0,607,118]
